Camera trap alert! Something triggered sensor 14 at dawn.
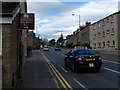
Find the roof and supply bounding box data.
[91,12,120,26]
[2,2,20,17]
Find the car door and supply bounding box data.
[67,51,75,66]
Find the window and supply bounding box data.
[112,41,115,46]
[103,42,105,48]
[102,20,105,26]
[98,43,101,48]
[103,31,105,37]
[111,28,115,35]
[106,18,109,23]
[107,41,110,46]
[93,24,96,30]
[93,34,96,40]
[98,23,101,28]
[106,30,110,34]
[98,32,101,38]
[94,43,96,49]
[111,16,115,23]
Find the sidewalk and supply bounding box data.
[16,50,61,88]
[0,55,2,90]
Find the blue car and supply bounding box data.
[54,46,61,51]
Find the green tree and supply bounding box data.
[49,39,56,46]
[57,34,64,45]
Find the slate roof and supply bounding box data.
[2,2,20,17]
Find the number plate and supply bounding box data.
[86,58,95,61]
[89,63,94,67]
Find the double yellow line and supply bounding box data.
[41,53,73,89]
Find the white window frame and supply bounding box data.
[111,28,115,35]
[111,16,115,23]
[106,30,110,34]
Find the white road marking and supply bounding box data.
[104,68,120,74]
[102,56,118,59]
[57,52,66,57]
[73,78,88,90]
[58,65,67,73]
[103,59,120,64]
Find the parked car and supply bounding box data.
[54,46,61,51]
[64,49,102,72]
[43,46,49,51]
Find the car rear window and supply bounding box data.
[75,50,97,55]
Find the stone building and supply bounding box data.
[80,22,91,45]
[1,2,28,88]
[66,22,91,46]
[90,12,119,50]
[34,37,41,49]
[27,31,35,48]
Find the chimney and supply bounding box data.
[86,22,91,26]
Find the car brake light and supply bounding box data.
[76,57,82,62]
[99,57,102,61]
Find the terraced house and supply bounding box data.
[90,12,120,50]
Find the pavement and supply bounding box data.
[0,55,2,90]
[15,50,61,89]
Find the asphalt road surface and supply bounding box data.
[41,47,119,89]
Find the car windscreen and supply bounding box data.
[75,50,97,55]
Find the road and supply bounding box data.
[40,47,119,89]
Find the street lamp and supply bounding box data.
[72,14,81,45]
[72,13,80,32]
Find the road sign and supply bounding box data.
[19,13,35,30]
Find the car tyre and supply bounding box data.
[64,60,68,68]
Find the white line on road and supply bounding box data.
[104,67,120,74]
[73,78,88,90]
[57,52,66,57]
[58,65,67,73]
[103,59,120,65]
[51,60,56,63]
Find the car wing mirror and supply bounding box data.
[65,54,68,56]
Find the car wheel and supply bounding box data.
[72,64,77,72]
[64,60,68,68]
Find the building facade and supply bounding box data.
[66,22,91,46]
[1,2,28,88]
[90,12,119,50]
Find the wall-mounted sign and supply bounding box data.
[19,13,34,30]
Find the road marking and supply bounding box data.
[58,65,68,73]
[45,60,60,88]
[103,59,120,64]
[56,52,66,57]
[41,52,73,89]
[73,78,88,90]
[102,56,118,59]
[104,68,120,74]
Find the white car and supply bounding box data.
[43,46,49,51]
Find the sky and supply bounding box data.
[27,0,119,40]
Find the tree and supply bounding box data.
[57,34,64,45]
[49,39,56,46]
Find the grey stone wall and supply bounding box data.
[2,14,19,88]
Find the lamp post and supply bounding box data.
[72,14,81,45]
[72,14,80,32]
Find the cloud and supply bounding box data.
[28,0,119,40]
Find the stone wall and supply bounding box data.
[2,14,19,88]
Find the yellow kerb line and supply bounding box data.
[41,53,73,90]
[47,60,73,89]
